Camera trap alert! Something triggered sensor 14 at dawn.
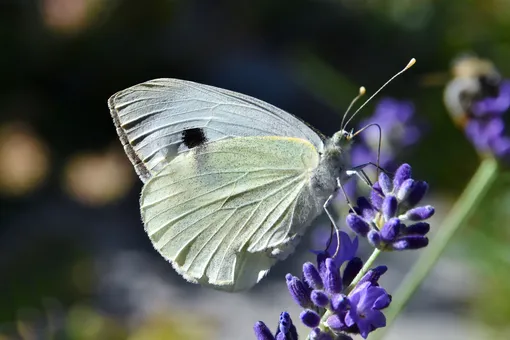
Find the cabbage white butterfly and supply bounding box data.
[108,59,415,292]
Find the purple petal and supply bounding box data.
[357,197,376,221]
[333,231,359,266]
[367,309,387,328]
[331,293,349,313]
[374,293,392,310]
[309,328,334,340]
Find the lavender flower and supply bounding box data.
[346,163,434,251]
[465,80,510,160]
[282,236,391,339]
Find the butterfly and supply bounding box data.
[108,60,414,292]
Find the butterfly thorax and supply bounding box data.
[309,129,353,206]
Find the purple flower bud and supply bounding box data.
[303,262,323,289]
[392,235,429,250]
[356,197,376,221]
[396,178,415,202]
[370,182,384,210]
[300,309,321,328]
[405,222,430,235]
[380,218,401,242]
[311,290,329,308]
[378,172,393,195]
[309,328,334,340]
[324,258,342,294]
[405,205,435,221]
[367,230,381,247]
[393,163,412,190]
[357,265,388,286]
[254,321,275,340]
[405,181,429,207]
[286,274,311,308]
[342,257,363,287]
[316,251,329,278]
[277,312,297,340]
[346,214,370,236]
[326,314,346,331]
[382,195,398,220]
[374,293,392,310]
[331,294,349,312]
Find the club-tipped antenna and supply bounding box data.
[343,58,416,130]
[340,86,366,131]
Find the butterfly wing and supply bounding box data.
[108,78,325,182]
[141,136,323,291]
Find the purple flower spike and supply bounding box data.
[346,214,370,236]
[324,258,343,294]
[254,321,275,340]
[286,274,311,308]
[382,195,398,220]
[404,205,435,221]
[392,236,429,250]
[368,230,382,248]
[358,265,388,286]
[378,172,392,195]
[380,218,401,242]
[345,282,389,339]
[303,262,324,290]
[393,163,412,189]
[342,257,363,287]
[405,222,430,235]
[300,309,321,328]
[311,290,330,308]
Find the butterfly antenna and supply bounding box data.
[340,86,366,131]
[352,123,383,179]
[343,58,416,129]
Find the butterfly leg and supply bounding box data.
[322,189,343,256]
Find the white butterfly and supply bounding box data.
[108,61,414,292]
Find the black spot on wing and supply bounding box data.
[182,128,208,148]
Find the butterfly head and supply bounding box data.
[331,129,354,148]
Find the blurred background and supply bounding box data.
[2,0,510,339]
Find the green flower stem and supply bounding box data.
[372,157,499,339]
[318,248,382,333]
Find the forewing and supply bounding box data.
[108,78,325,182]
[140,136,322,291]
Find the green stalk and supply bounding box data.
[372,157,499,339]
